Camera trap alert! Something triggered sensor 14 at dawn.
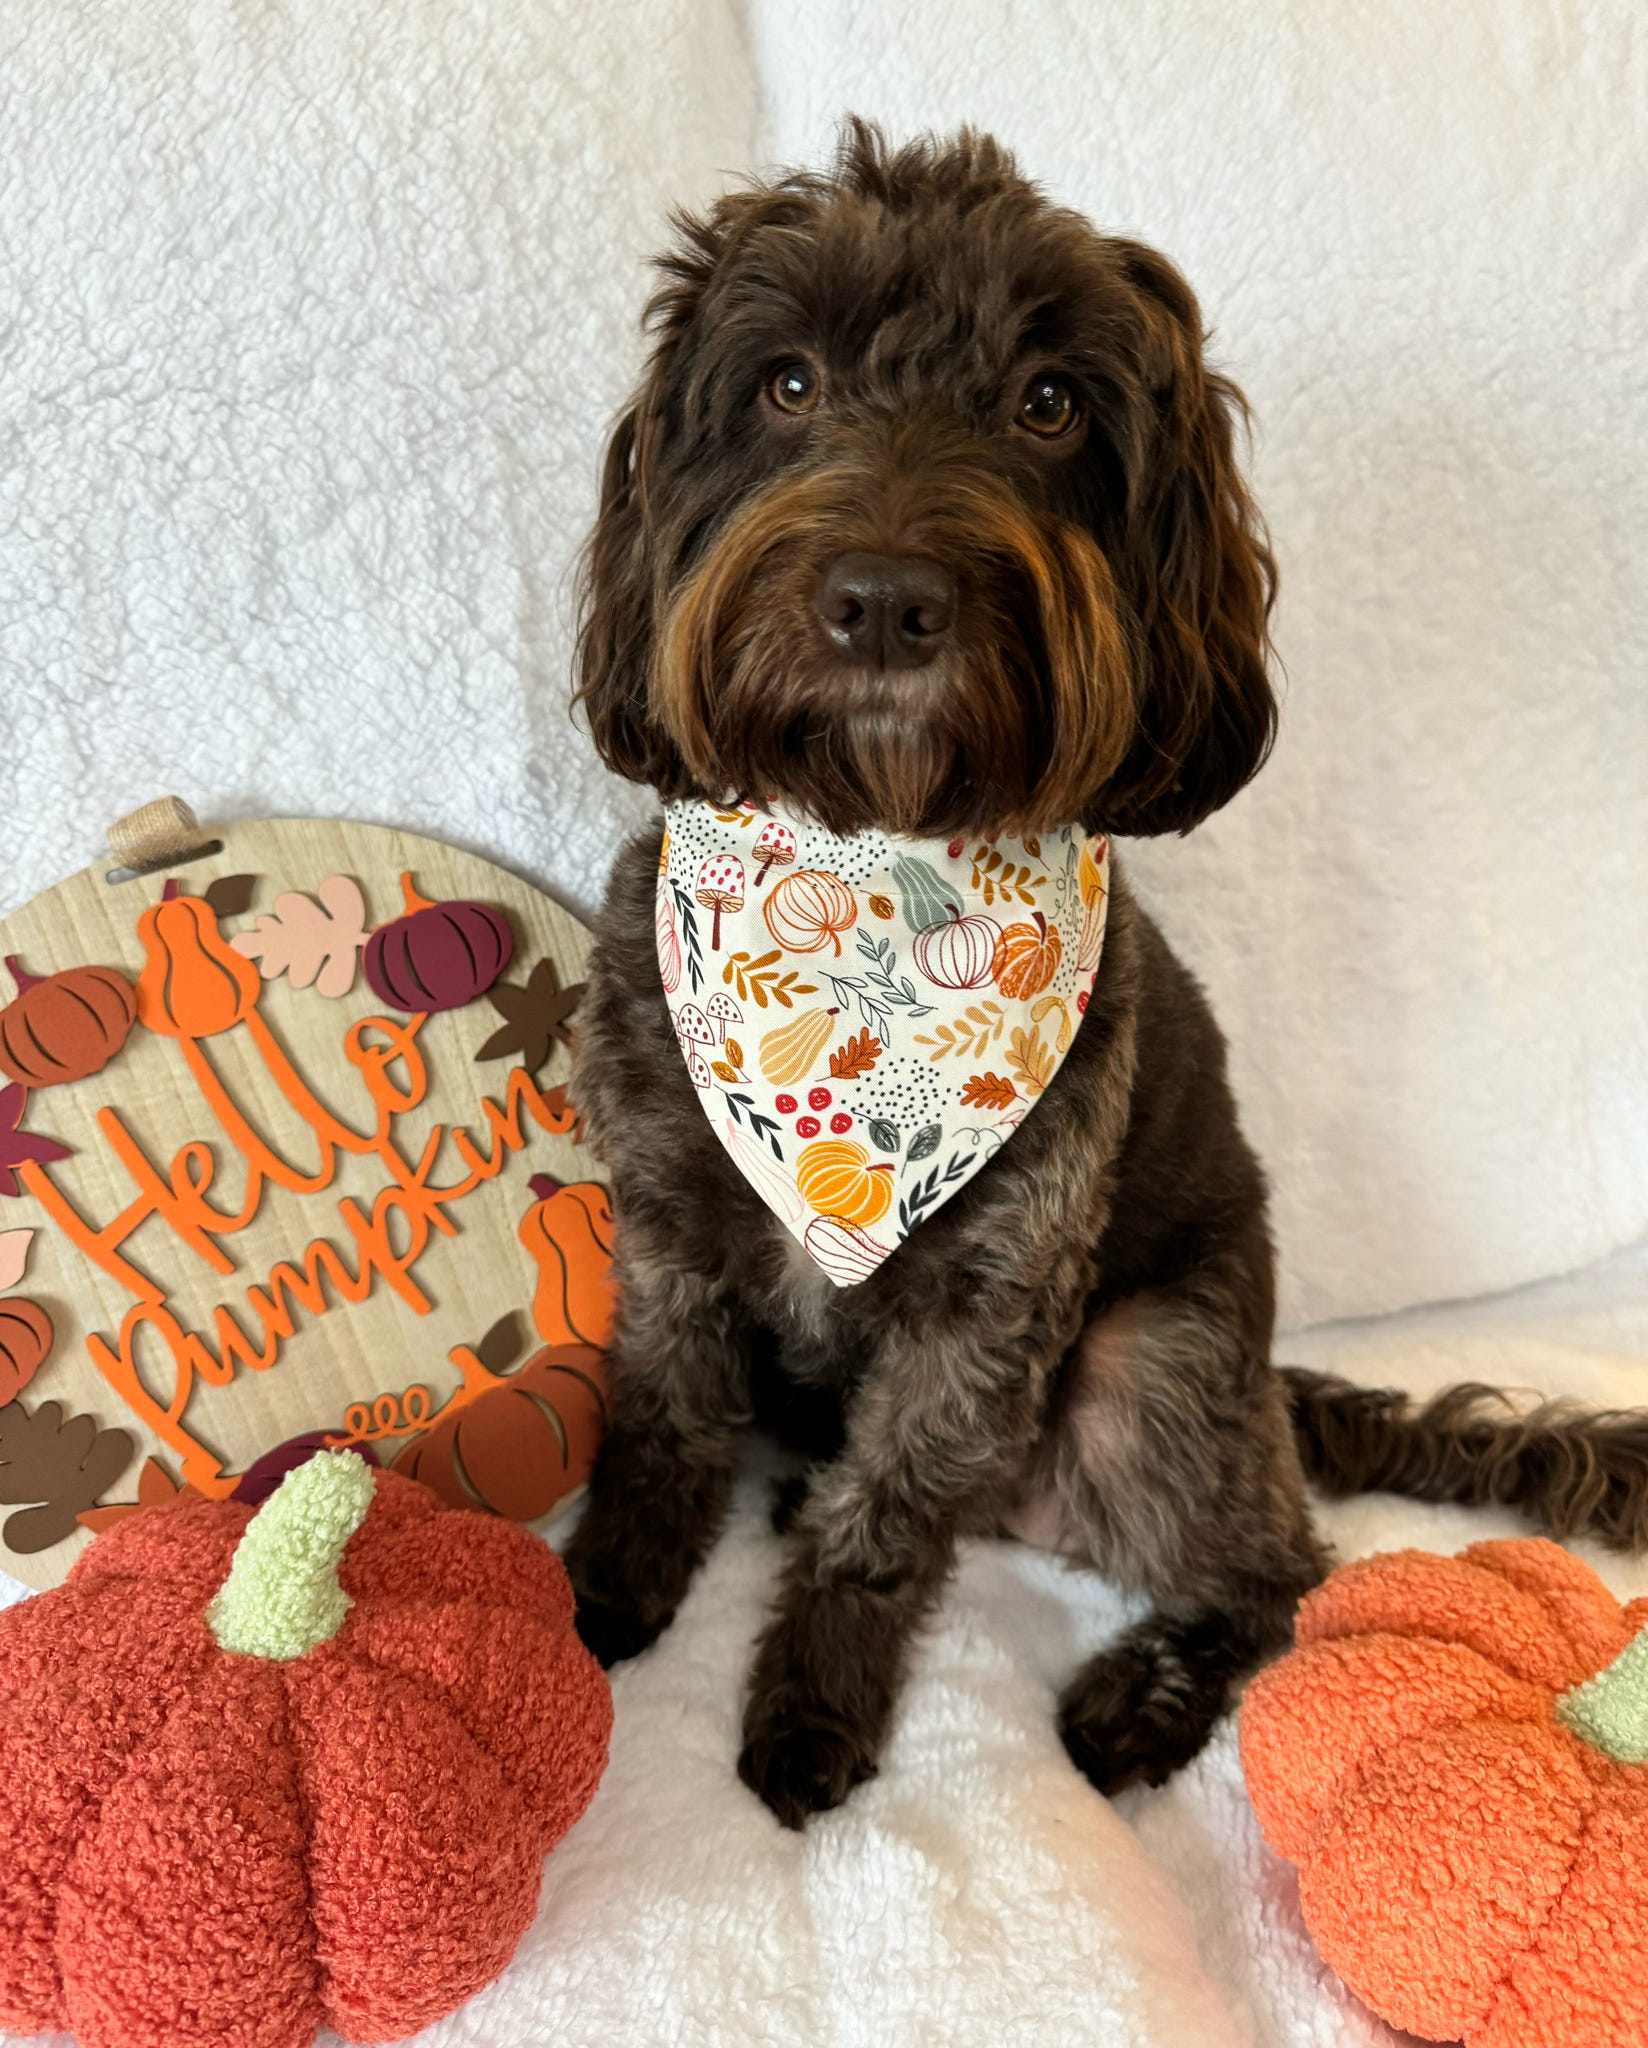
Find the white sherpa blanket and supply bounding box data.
[6,1239,1648,2048]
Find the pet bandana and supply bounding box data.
[657,797,1110,1285]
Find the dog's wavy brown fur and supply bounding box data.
[562,120,1648,1828]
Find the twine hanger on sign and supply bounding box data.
[105,798,223,885]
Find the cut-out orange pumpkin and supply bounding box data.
[0,956,137,1089]
[1241,1537,1648,2048]
[991,912,1061,999]
[0,1297,53,1404]
[393,1344,607,1522]
[518,1174,616,1349]
[136,881,261,1039]
[795,1137,894,1227]
[0,1453,610,2048]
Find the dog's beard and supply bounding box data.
[650,459,1137,837]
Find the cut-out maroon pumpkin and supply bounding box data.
[0,1452,611,2048]
[136,882,262,1039]
[0,956,137,1088]
[519,1173,616,1349]
[991,912,1061,1000]
[364,872,514,1013]
[393,1344,607,1522]
[0,1297,53,1404]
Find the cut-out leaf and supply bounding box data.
[0,1084,71,1198]
[77,1454,205,1532]
[0,1227,34,1289]
[0,1399,133,1553]
[473,958,586,1074]
[204,873,259,918]
[475,1311,527,1376]
[231,874,369,997]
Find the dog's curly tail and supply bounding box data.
[1280,1367,1648,1553]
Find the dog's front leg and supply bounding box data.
[565,1228,753,1668]
[738,1318,1048,1827]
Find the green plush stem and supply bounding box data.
[207,1451,375,1660]
[1557,1622,1648,1764]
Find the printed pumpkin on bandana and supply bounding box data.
[659,798,1109,1285]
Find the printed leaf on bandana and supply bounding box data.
[828,1028,882,1080]
[721,950,818,1010]
[1005,1024,1054,1097]
[959,1072,1018,1110]
[906,1123,943,1162]
[868,1119,901,1155]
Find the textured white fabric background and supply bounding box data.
[2,12,1647,2047]
[1,0,1644,1328]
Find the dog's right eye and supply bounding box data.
[767,361,822,415]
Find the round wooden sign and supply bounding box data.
[0,814,612,1591]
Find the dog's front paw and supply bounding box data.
[573,1592,673,1670]
[738,1701,879,1828]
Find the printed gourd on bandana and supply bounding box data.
[658,798,1109,1286]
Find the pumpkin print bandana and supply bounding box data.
[657,798,1110,1286]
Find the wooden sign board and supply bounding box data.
[0,817,612,1591]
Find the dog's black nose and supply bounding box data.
[816,552,957,671]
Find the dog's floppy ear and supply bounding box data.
[1095,245,1278,836]
[573,396,689,791]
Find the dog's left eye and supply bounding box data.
[767,361,822,415]
[1016,375,1078,438]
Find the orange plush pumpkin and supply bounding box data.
[1241,1538,1648,2048]
[795,1137,894,1227]
[0,955,137,1088]
[136,880,261,1038]
[991,911,1061,999]
[518,1173,616,1348]
[393,1344,607,1522]
[0,1297,53,1403]
[0,1451,610,2048]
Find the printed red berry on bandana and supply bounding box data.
[775,1092,797,1113]
[808,1086,832,1110]
[830,1113,852,1134]
[795,1115,820,1138]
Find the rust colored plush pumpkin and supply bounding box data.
[795,1137,894,1227]
[0,1296,53,1403]
[393,1344,607,1522]
[991,912,1061,999]
[364,872,514,1013]
[0,955,137,1088]
[1241,1538,1648,2048]
[0,1451,610,2048]
[136,881,261,1039]
[518,1173,616,1348]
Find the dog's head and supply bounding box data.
[575,121,1276,838]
